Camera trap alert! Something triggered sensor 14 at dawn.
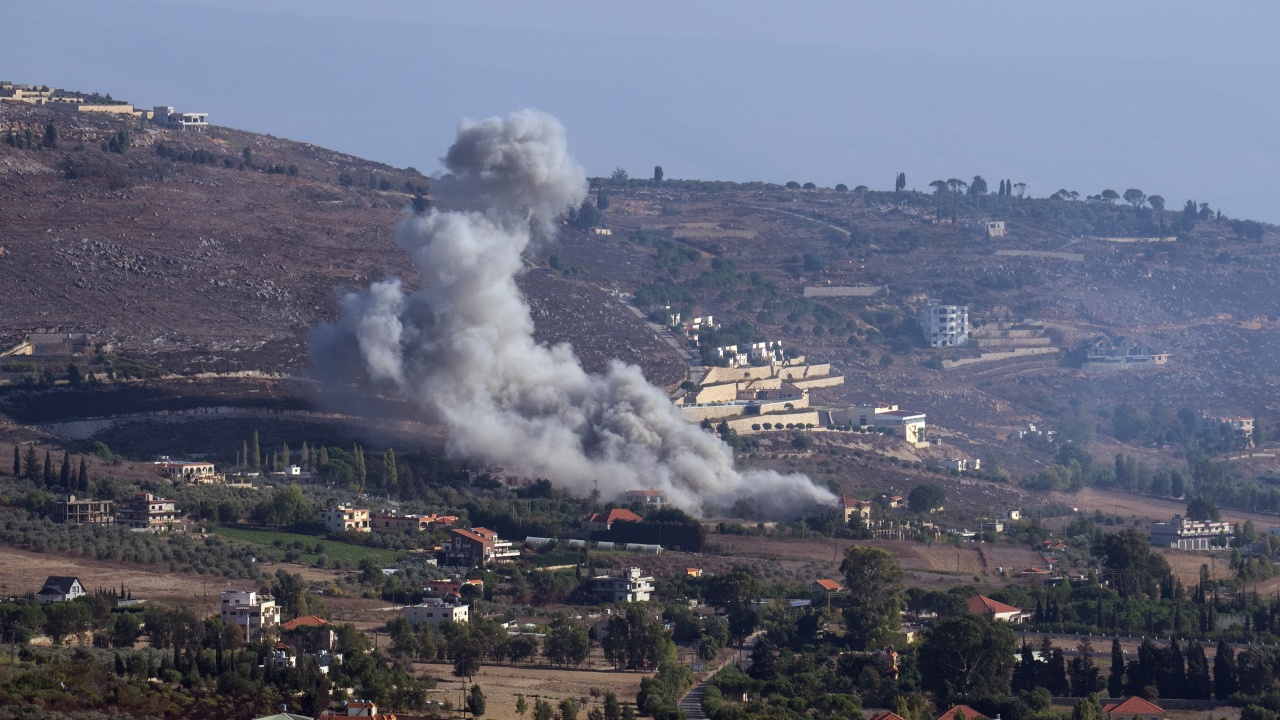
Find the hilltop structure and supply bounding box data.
[1082,336,1169,371]
[675,354,844,434]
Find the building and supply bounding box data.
[320,506,371,534]
[220,590,281,641]
[117,493,179,531]
[984,221,1007,238]
[50,495,114,525]
[839,495,873,524]
[316,701,397,720]
[624,489,667,507]
[154,459,217,482]
[403,599,470,627]
[869,712,908,720]
[280,615,336,652]
[444,527,519,566]
[37,576,85,604]
[0,332,97,358]
[1082,336,1169,371]
[835,404,928,447]
[373,513,455,532]
[938,706,989,720]
[1102,697,1165,720]
[968,595,1026,623]
[583,507,644,532]
[153,106,209,131]
[426,576,484,597]
[1150,515,1235,550]
[814,579,844,592]
[1204,414,1256,448]
[591,567,655,603]
[920,300,970,348]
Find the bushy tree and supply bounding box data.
[840,545,905,649]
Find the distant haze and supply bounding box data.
[5,1,1279,222]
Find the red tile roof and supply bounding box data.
[586,508,644,524]
[815,579,844,591]
[1103,697,1164,715]
[840,495,869,508]
[870,712,907,720]
[938,705,988,720]
[281,615,330,630]
[968,595,1021,616]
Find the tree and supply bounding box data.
[252,430,261,470]
[59,453,71,487]
[78,456,88,491]
[1070,639,1100,696]
[919,614,1017,698]
[596,189,610,211]
[572,199,602,230]
[1072,696,1104,720]
[534,700,554,720]
[67,363,82,385]
[1214,639,1237,699]
[1148,195,1166,230]
[895,172,906,192]
[907,484,945,513]
[1186,497,1221,521]
[840,546,905,649]
[517,695,529,717]
[1123,188,1146,208]
[969,175,988,196]
[1013,182,1027,198]
[468,684,486,717]
[610,168,629,184]
[1109,638,1125,696]
[835,184,848,192]
[382,448,397,491]
[653,166,663,182]
[23,446,39,484]
[42,450,53,487]
[43,123,57,149]
[785,181,801,190]
[544,615,590,666]
[559,699,579,720]
[13,446,19,477]
[1100,189,1120,204]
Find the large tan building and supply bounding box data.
[220,590,280,641]
[320,506,371,534]
[50,495,114,525]
[117,493,179,531]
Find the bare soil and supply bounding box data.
[415,660,650,720]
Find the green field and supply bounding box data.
[211,526,407,567]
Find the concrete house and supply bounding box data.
[404,599,469,627]
[624,489,667,507]
[591,566,655,603]
[320,506,371,534]
[839,495,873,524]
[444,527,519,566]
[920,300,970,347]
[37,576,85,603]
[117,492,179,531]
[50,495,114,525]
[220,590,280,641]
[1150,515,1234,550]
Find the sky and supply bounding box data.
[6,1,1279,221]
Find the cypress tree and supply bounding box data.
[59,452,71,487]
[383,448,397,490]
[1213,639,1236,699]
[251,431,261,470]
[24,446,39,483]
[42,450,53,486]
[241,440,249,469]
[1108,638,1125,697]
[78,456,88,492]
[12,446,19,477]
[320,446,329,466]
[282,442,291,468]
[300,441,310,470]
[1186,641,1211,700]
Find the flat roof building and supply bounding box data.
[1150,515,1234,550]
[50,495,114,525]
[221,590,280,641]
[403,599,469,627]
[591,566,655,603]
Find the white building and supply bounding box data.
[1150,516,1235,550]
[834,404,928,447]
[920,300,970,347]
[153,106,209,131]
[403,599,470,627]
[320,505,371,534]
[985,221,1006,238]
[624,489,667,506]
[591,567,655,603]
[220,590,281,640]
[37,576,85,604]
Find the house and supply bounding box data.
[403,599,469,627]
[37,576,85,603]
[153,106,209,131]
[154,459,217,482]
[984,221,1006,238]
[968,595,1026,623]
[1150,515,1235,550]
[373,513,455,532]
[426,576,484,598]
[839,495,873,524]
[591,566,655,603]
[317,701,397,720]
[220,590,280,641]
[1204,414,1256,448]
[885,495,904,509]
[583,507,644,532]
[686,568,704,578]
[50,495,114,525]
[280,615,336,652]
[1082,336,1169,371]
[624,489,667,507]
[814,579,844,592]
[444,527,519,566]
[1102,697,1165,720]
[1042,539,1068,552]
[869,712,908,720]
[833,404,928,447]
[117,492,179,531]
[920,300,970,348]
[938,706,989,720]
[320,505,371,534]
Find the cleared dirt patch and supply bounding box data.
[416,660,650,720]
[1065,488,1280,527]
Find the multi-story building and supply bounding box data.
[372,512,456,532]
[50,495,114,525]
[403,598,470,627]
[320,505,371,534]
[220,590,280,640]
[444,527,519,566]
[426,576,484,598]
[1150,515,1235,550]
[153,106,209,131]
[624,489,667,507]
[591,567,655,603]
[154,459,218,483]
[835,404,929,448]
[117,493,179,531]
[839,495,873,524]
[920,300,970,347]
[1204,414,1256,448]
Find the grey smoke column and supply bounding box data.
[311,110,834,517]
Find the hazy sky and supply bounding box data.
[7,1,1279,221]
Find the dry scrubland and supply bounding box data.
[421,661,650,720]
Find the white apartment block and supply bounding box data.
[321,505,371,534]
[921,300,970,347]
[1150,516,1235,550]
[591,566,655,603]
[403,599,470,627]
[220,590,280,640]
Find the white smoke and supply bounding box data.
[311,110,834,517]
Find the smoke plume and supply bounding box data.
[311,110,834,517]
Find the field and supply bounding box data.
[210,526,407,566]
[416,659,651,720]
[1063,487,1280,527]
